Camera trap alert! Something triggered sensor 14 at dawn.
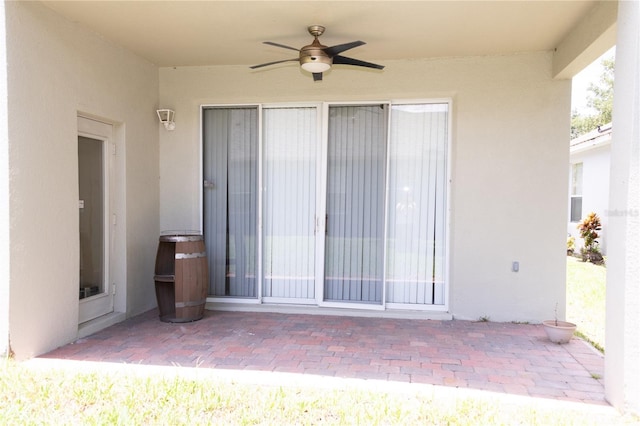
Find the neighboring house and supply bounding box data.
[1,1,639,414]
[568,123,612,254]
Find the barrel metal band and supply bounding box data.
[175,252,206,259]
[175,299,206,308]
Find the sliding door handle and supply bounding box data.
[325,214,328,235]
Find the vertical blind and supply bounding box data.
[263,107,317,299]
[203,107,259,297]
[202,102,448,307]
[324,105,388,304]
[386,104,448,305]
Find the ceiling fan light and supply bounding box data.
[301,61,331,73]
[300,55,331,73]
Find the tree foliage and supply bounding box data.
[571,57,615,139]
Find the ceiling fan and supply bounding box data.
[250,25,385,81]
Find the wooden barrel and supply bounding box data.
[154,234,208,323]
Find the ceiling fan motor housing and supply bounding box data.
[299,39,332,70]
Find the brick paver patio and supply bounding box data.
[41,309,607,405]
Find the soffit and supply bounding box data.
[41,1,598,67]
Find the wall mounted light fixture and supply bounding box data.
[157,109,175,131]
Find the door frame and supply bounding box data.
[78,116,115,323]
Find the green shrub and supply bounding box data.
[577,212,603,264]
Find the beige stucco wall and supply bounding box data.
[159,51,570,323]
[5,2,159,358]
[1,1,10,357]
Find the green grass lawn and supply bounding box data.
[566,256,607,352]
[0,359,628,425]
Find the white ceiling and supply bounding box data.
[41,1,598,68]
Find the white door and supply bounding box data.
[78,117,114,323]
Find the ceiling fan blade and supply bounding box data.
[333,55,385,70]
[324,41,365,56]
[263,41,300,52]
[313,72,323,81]
[250,58,298,69]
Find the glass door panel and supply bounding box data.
[203,107,259,298]
[324,105,388,305]
[262,107,318,301]
[79,136,105,300]
[386,104,448,305]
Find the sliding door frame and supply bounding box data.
[200,104,263,305]
[384,99,452,313]
[317,101,391,311]
[261,103,323,305]
[200,99,452,313]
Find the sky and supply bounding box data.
[571,46,616,116]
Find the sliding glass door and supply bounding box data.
[386,104,448,306]
[203,107,259,298]
[263,107,318,302]
[202,101,449,309]
[323,105,388,305]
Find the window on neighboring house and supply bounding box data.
[570,162,583,222]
